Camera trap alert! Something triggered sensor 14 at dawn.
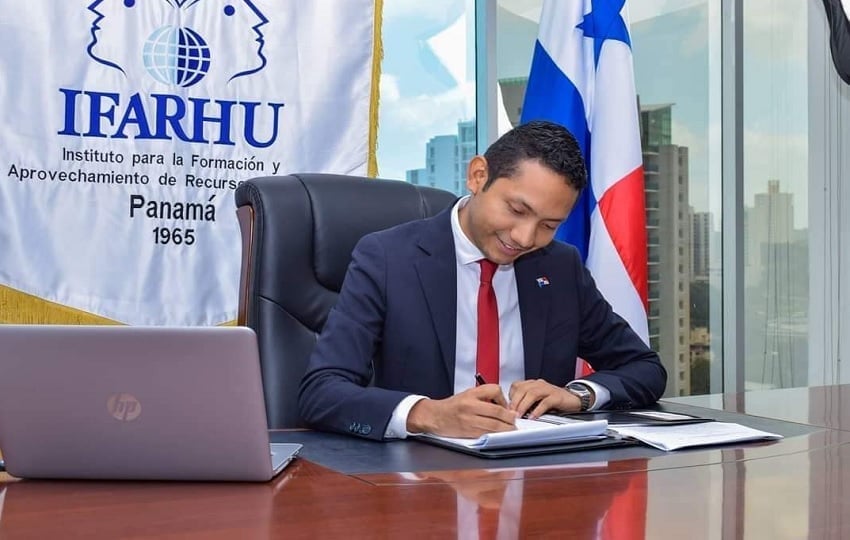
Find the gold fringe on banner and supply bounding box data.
[0,285,237,326]
[0,285,119,325]
[367,0,384,178]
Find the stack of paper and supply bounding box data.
[418,418,609,450]
[611,422,783,451]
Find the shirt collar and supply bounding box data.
[450,196,511,268]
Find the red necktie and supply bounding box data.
[477,259,499,384]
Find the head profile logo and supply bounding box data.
[87,0,269,88]
[107,393,142,422]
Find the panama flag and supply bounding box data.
[521,0,649,344]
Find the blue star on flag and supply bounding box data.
[576,0,632,68]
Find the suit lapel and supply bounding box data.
[414,209,457,386]
[515,250,551,380]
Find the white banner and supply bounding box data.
[0,0,377,325]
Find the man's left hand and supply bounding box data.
[508,379,582,419]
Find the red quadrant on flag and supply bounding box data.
[597,165,648,310]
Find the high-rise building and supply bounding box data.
[406,168,426,186]
[641,103,691,397]
[692,211,713,281]
[746,180,794,288]
[425,135,459,194]
[744,180,807,388]
[405,120,476,196]
[457,119,476,185]
[498,77,527,126]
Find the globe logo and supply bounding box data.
[142,26,211,88]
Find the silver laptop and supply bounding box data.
[0,325,301,481]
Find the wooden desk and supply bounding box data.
[2,386,850,538]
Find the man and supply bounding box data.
[299,121,666,440]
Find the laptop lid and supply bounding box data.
[0,325,300,481]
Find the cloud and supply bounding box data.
[383,0,464,23]
[671,117,705,153]
[426,12,469,84]
[376,81,474,180]
[679,5,709,57]
[382,81,474,127]
[742,1,807,62]
[379,74,401,102]
[630,0,705,23]
[499,0,542,23]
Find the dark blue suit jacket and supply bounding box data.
[299,208,667,440]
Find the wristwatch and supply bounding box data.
[566,382,593,411]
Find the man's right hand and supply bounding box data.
[406,385,518,438]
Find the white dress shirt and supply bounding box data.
[384,197,609,438]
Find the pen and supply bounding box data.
[475,373,505,408]
[475,374,543,418]
[479,372,539,418]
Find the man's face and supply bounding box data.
[186,0,269,80]
[88,0,170,74]
[459,158,579,265]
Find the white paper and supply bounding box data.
[419,418,609,450]
[612,422,783,451]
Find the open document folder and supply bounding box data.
[417,418,609,451]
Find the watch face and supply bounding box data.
[567,384,591,410]
[567,383,588,395]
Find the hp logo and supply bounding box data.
[107,393,142,422]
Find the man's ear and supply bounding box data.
[465,155,488,194]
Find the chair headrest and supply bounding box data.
[236,173,456,292]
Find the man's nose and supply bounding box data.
[511,221,536,249]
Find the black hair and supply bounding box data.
[482,120,587,191]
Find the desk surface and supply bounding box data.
[2,385,850,539]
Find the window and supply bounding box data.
[377,0,476,197]
[742,0,809,390]
[486,0,844,398]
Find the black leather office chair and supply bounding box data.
[234,174,457,429]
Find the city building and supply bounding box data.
[405,120,477,196]
[745,180,794,288]
[692,211,713,281]
[641,103,691,397]
[406,168,427,186]
[744,180,808,388]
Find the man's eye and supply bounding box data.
[508,205,523,215]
